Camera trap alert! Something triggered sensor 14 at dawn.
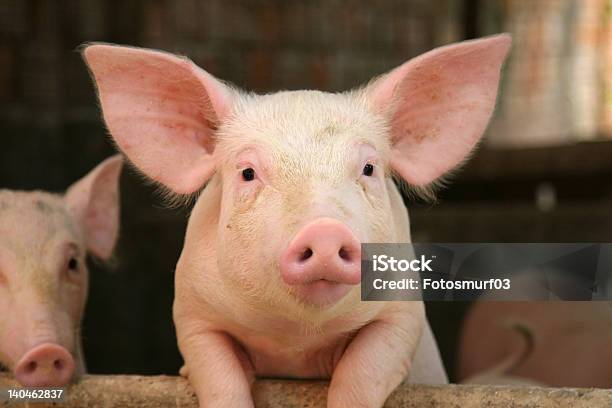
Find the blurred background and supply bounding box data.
[0,0,611,382]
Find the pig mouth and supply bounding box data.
[290,279,354,307]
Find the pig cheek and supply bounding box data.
[0,303,23,369]
[0,271,16,361]
[63,279,87,325]
[50,275,88,353]
[367,200,395,242]
[355,181,395,242]
[0,289,10,369]
[217,189,278,295]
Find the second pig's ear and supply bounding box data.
[82,44,233,194]
[64,155,124,260]
[366,34,511,187]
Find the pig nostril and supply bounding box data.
[339,247,351,261]
[26,361,37,374]
[54,359,63,370]
[299,248,313,262]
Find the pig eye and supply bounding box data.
[242,168,256,182]
[67,258,79,272]
[363,164,374,177]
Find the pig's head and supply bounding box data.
[0,155,122,386]
[83,36,509,325]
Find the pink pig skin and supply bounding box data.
[84,34,511,407]
[0,155,122,387]
[459,301,612,388]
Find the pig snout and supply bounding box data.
[13,343,75,387]
[280,218,361,305]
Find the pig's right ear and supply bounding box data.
[82,44,233,194]
[65,155,124,260]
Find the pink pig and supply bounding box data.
[0,156,122,387]
[84,35,510,407]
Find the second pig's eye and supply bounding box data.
[363,164,374,177]
[242,168,255,182]
[67,257,79,271]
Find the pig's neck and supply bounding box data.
[226,319,355,379]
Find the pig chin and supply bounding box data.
[282,285,364,330]
[232,266,362,328]
[288,280,354,307]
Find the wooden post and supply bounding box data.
[1,374,611,407]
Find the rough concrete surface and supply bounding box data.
[1,374,612,407]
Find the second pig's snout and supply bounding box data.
[13,343,75,387]
[280,218,361,287]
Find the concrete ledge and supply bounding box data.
[1,374,612,407]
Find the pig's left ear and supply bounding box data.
[367,34,511,186]
[64,155,124,260]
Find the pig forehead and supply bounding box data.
[220,90,390,153]
[0,190,79,250]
